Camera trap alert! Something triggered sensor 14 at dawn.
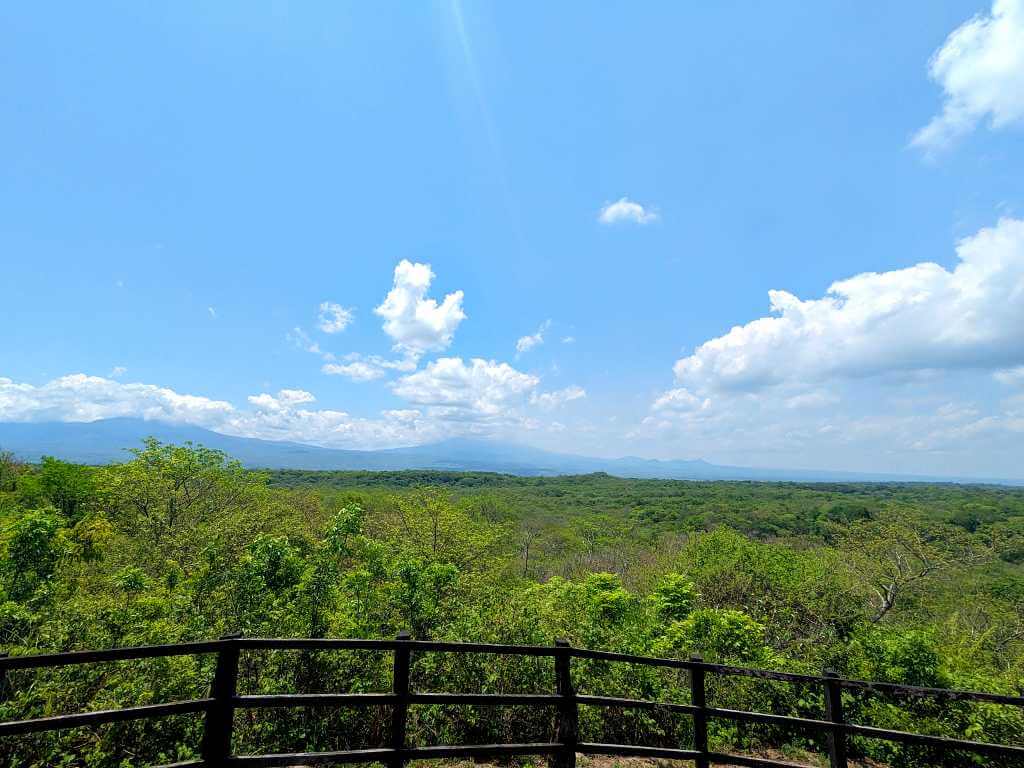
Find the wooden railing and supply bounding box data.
[2,634,1024,767]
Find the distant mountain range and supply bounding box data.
[0,418,1021,486]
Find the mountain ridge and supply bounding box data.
[0,418,1020,485]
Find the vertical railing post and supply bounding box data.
[201,633,241,767]
[553,639,578,768]
[0,653,11,703]
[823,669,848,768]
[690,654,709,768]
[389,631,411,768]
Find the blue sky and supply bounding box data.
[3,1,1024,478]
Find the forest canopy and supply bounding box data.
[2,442,1024,767]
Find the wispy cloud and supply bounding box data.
[516,320,551,357]
[531,385,586,410]
[287,327,321,355]
[318,301,355,334]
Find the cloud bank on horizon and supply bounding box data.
[3,214,1023,473]
[637,217,1024,464]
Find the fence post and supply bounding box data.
[0,653,10,703]
[201,633,241,767]
[389,631,411,768]
[690,654,709,768]
[823,669,848,768]
[553,639,578,768]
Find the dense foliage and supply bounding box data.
[2,444,1024,766]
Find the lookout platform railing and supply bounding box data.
[2,634,1024,767]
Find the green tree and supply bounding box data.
[2,508,65,601]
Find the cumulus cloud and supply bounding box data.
[317,302,355,334]
[598,197,658,225]
[374,260,466,356]
[671,218,1024,394]
[0,374,235,425]
[530,385,587,410]
[634,218,1024,478]
[516,320,551,356]
[912,0,1024,153]
[392,357,539,422]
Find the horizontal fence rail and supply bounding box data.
[1,637,1023,767]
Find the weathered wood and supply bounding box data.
[691,654,710,768]
[3,635,1024,765]
[0,699,213,737]
[200,633,241,767]
[0,640,224,670]
[823,669,848,768]
[0,653,10,703]
[389,631,411,768]
[553,639,578,768]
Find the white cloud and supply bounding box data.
[392,357,539,421]
[322,361,387,382]
[530,385,587,410]
[317,302,355,334]
[322,353,417,382]
[374,260,466,356]
[996,366,1024,385]
[0,375,439,450]
[0,374,235,425]
[652,388,712,414]
[598,197,658,225]
[110,366,127,378]
[561,336,576,344]
[912,0,1024,153]
[633,218,1024,478]
[672,218,1024,394]
[0,366,577,451]
[287,327,321,355]
[247,389,317,411]
[516,320,551,356]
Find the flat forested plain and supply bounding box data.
[3,441,1024,766]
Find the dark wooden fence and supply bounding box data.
[2,634,1024,767]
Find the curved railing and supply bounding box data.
[2,634,1023,767]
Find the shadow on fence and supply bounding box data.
[2,634,1024,767]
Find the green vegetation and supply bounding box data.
[3,444,1024,766]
